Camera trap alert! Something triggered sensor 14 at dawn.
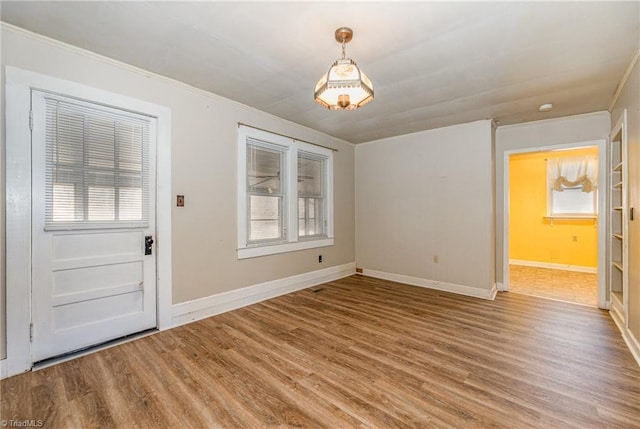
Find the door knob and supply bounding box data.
[145,236,154,255]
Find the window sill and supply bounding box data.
[237,238,334,260]
[544,215,597,227]
[544,215,597,220]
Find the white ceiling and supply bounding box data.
[1,1,638,143]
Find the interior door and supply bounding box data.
[30,90,157,362]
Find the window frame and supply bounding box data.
[245,140,288,246]
[237,126,334,259]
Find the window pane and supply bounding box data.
[551,188,595,215]
[117,123,143,172]
[249,195,282,241]
[311,198,324,235]
[299,197,325,237]
[298,198,306,235]
[54,111,84,166]
[119,187,143,221]
[247,143,282,194]
[118,173,143,221]
[88,186,115,221]
[298,152,326,237]
[50,167,83,222]
[52,183,77,222]
[298,153,324,197]
[86,116,115,169]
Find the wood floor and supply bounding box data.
[509,264,598,307]
[2,275,639,428]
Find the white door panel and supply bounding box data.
[31,90,157,362]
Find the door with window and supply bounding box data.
[30,91,157,362]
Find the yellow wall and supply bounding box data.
[509,147,598,268]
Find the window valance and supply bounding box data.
[547,156,598,193]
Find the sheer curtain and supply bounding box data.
[547,156,598,192]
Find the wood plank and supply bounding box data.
[2,275,640,428]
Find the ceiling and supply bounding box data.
[1,1,638,143]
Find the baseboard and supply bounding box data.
[0,359,7,380]
[609,310,640,367]
[496,282,507,292]
[509,259,597,274]
[622,329,640,366]
[361,269,496,300]
[626,330,640,367]
[489,283,498,299]
[172,262,356,327]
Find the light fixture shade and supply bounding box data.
[314,58,374,110]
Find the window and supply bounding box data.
[547,155,597,217]
[238,126,333,259]
[45,95,151,229]
[298,152,326,237]
[247,142,286,243]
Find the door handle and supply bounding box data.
[145,236,154,255]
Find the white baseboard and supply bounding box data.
[361,269,496,300]
[172,262,356,327]
[496,282,507,292]
[509,259,597,274]
[489,283,498,299]
[0,359,7,380]
[609,310,640,367]
[627,330,640,367]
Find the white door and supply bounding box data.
[30,90,157,362]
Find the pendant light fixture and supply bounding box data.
[314,27,374,110]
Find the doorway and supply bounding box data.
[503,140,607,308]
[5,67,172,377]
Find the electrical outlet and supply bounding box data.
[177,195,185,207]
[572,235,578,242]
[318,255,323,263]
[433,255,439,263]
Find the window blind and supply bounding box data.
[246,139,287,242]
[45,96,150,229]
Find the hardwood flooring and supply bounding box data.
[2,275,639,428]
[509,264,598,307]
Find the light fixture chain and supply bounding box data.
[342,41,346,59]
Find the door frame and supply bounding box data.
[5,66,173,377]
[502,139,608,308]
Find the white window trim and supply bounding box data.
[237,126,334,259]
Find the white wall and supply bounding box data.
[355,120,495,296]
[0,25,356,359]
[610,53,640,343]
[495,112,611,286]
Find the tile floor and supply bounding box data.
[509,264,598,307]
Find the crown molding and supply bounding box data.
[609,47,640,112]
